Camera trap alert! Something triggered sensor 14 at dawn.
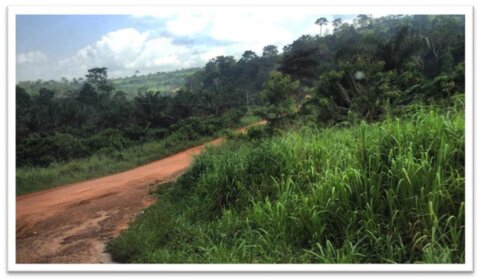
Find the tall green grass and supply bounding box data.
[108,102,464,263]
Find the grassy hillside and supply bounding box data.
[111,68,200,96]
[107,100,464,263]
[17,68,199,97]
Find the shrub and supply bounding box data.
[86,129,133,154]
[17,133,88,166]
[246,125,271,141]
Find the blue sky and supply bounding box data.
[17,15,137,60]
[16,12,363,81]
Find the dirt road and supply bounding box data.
[16,138,226,263]
[16,121,265,263]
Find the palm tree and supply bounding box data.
[315,17,329,36]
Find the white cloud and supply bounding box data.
[17,50,47,65]
[16,51,50,81]
[160,11,301,55]
[136,10,313,55]
[209,13,295,47]
[97,28,149,55]
[19,11,355,81]
[166,15,210,36]
[53,28,214,79]
[200,47,226,61]
[54,18,297,80]
[129,37,188,68]
[70,28,149,68]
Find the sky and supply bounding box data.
[16,11,364,81]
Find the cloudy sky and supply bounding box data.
[16,9,362,81]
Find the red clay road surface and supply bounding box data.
[16,121,265,263]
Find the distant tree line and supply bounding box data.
[16,14,465,167]
[16,45,280,167]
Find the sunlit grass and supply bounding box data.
[108,103,464,263]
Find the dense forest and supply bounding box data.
[17,14,464,168]
[17,14,465,263]
[16,46,279,168]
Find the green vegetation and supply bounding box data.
[17,68,200,98]
[16,13,465,263]
[16,44,278,169]
[239,114,262,126]
[107,101,464,263]
[111,68,200,96]
[16,109,261,195]
[16,32,279,194]
[105,14,465,264]
[16,133,213,196]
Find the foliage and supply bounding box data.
[17,15,465,168]
[108,104,464,263]
[16,109,252,195]
[17,68,200,98]
[260,71,300,123]
[16,14,466,264]
[16,133,213,195]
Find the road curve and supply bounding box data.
[16,121,266,263]
[16,138,223,263]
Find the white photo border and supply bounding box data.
[7,4,474,272]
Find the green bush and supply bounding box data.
[16,106,253,195]
[15,133,215,195]
[86,129,133,154]
[17,133,89,166]
[246,125,271,141]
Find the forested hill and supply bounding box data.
[106,14,466,264]
[17,14,464,190]
[17,67,200,97]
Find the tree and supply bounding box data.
[170,89,197,120]
[422,15,465,77]
[315,17,329,36]
[16,86,32,142]
[376,26,428,72]
[355,14,372,28]
[85,67,113,92]
[261,71,300,121]
[203,56,236,91]
[38,88,55,102]
[238,50,261,100]
[77,83,98,105]
[133,91,175,129]
[279,47,319,80]
[239,50,259,63]
[98,91,132,128]
[260,45,280,87]
[332,18,343,32]
[262,45,279,58]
